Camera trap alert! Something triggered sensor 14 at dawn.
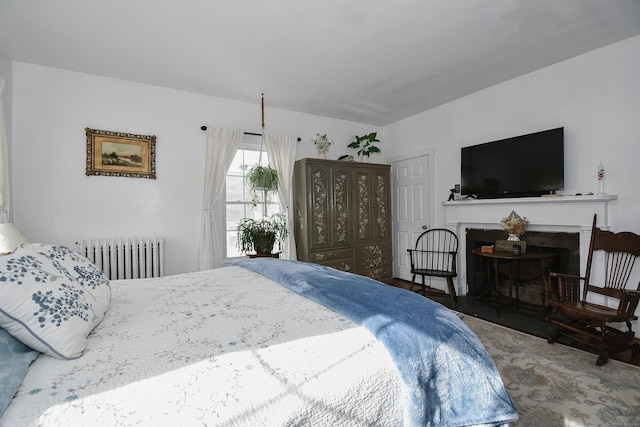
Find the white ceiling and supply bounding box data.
[1,0,640,126]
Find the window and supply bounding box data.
[223,137,280,259]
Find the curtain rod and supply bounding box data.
[200,126,301,142]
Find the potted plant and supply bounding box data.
[246,164,279,193]
[246,164,279,213]
[312,133,332,159]
[236,213,288,256]
[348,132,381,161]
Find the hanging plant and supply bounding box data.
[246,164,279,207]
[243,94,281,215]
[247,164,279,191]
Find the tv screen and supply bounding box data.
[461,127,564,199]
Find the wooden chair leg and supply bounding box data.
[630,343,640,365]
[409,274,416,292]
[447,277,458,310]
[548,328,562,344]
[596,350,610,366]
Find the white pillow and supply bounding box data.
[0,244,110,359]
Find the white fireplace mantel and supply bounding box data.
[443,194,618,296]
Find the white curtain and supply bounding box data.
[198,128,243,270]
[265,134,298,260]
[0,80,9,223]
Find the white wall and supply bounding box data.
[380,35,640,234]
[10,35,640,276]
[11,63,375,275]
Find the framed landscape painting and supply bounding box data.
[85,128,157,179]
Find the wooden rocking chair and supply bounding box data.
[546,214,640,365]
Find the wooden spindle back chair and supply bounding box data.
[407,228,458,309]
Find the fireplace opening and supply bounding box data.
[465,229,580,308]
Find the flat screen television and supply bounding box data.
[461,127,564,199]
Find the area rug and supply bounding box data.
[462,314,640,427]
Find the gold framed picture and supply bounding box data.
[85,128,157,179]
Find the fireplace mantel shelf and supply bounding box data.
[443,193,617,208]
[443,194,617,231]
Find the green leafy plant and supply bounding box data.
[236,213,288,255]
[348,132,381,159]
[246,164,279,192]
[246,164,279,209]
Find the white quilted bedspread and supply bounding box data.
[1,266,403,426]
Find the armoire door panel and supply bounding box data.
[309,166,330,249]
[331,168,352,246]
[354,171,371,242]
[372,170,391,240]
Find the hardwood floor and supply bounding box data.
[390,278,640,367]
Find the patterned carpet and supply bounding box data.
[463,314,640,427]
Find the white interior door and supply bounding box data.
[391,151,433,281]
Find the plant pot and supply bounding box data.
[318,151,327,159]
[236,213,287,256]
[253,231,277,255]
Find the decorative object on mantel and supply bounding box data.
[597,162,606,195]
[501,210,529,241]
[337,154,354,162]
[348,132,381,161]
[311,133,332,159]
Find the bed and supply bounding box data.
[0,244,517,426]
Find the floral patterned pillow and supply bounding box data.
[0,244,110,359]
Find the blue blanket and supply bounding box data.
[235,258,517,427]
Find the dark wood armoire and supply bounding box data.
[292,158,392,283]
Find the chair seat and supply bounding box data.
[549,300,625,323]
[411,268,456,279]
